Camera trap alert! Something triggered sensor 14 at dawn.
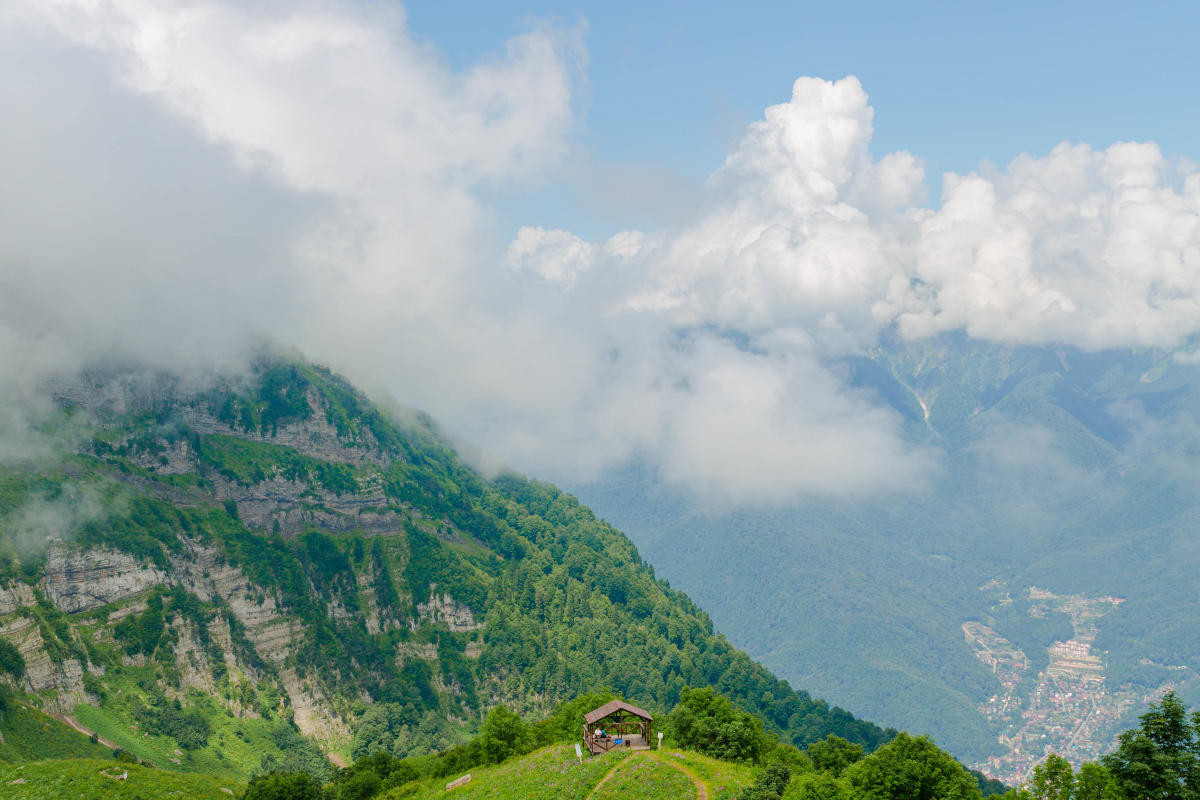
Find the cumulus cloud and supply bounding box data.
[888,142,1200,348]
[502,76,1200,496]
[505,227,643,287]
[3,3,1198,503]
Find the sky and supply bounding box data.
[1,0,1198,502]
[408,0,1200,239]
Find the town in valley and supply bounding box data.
[965,583,1196,785]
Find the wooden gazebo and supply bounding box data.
[582,700,653,754]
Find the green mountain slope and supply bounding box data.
[0,356,891,778]
[0,758,241,799]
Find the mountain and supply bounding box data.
[573,332,1200,766]
[0,355,890,778]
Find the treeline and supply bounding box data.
[241,686,991,800]
[284,689,1200,800]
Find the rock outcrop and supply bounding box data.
[42,546,166,614]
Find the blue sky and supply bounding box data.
[5,0,1200,499]
[408,0,1200,238]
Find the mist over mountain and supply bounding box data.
[574,334,1200,762]
[3,0,1200,783]
[3,2,1198,507]
[0,355,897,780]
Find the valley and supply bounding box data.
[966,583,1196,784]
[576,336,1200,766]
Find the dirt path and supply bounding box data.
[645,751,709,800]
[586,751,709,800]
[52,712,120,750]
[584,753,633,800]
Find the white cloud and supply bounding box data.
[490,74,1200,498]
[657,336,936,502]
[505,227,642,287]
[619,77,922,345]
[888,142,1200,349]
[5,5,1199,504]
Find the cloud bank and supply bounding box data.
[3,2,1199,502]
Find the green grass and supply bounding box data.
[72,666,290,781]
[0,703,112,763]
[379,745,749,800]
[0,758,242,799]
[653,749,758,800]
[591,753,696,800]
[386,744,629,800]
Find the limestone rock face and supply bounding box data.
[168,538,301,666]
[416,593,481,633]
[41,546,166,613]
[216,476,404,537]
[0,613,86,713]
[0,583,35,616]
[181,388,389,467]
[280,668,350,743]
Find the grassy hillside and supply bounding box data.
[378,744,756,800]
[0,702,112,762]
[0,758,241,799]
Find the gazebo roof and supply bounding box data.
[583,699,653,725]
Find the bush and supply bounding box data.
[739,763,792,799]
[132,699,211,750]
[667,687,771,764]
[242,771,325,800]
[479,705,532,764]
[0,638,25,679]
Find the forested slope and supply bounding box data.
[0,355,891,777]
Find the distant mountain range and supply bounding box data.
[574,332,1200,762]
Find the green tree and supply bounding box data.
[668,687,771,763]
[784,772,849,800]
[1073,762,1114,800]
[0,638,25,679]
[333,751,417,798]
[532,691,619,745]
[350,702,418,760]
[241,771,325,800]
[334,770,380,800]
[479,704,531,764]
[844,732,981,800]
[1102,691,1200,800]
[806,735,864,777]
[1030,754,1074,800]
[990,789,1030,800]
[739,763,793,800]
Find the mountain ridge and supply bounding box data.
[0,354,892,778]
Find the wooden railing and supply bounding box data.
[582,724,618,754]
[582,724,651,754]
